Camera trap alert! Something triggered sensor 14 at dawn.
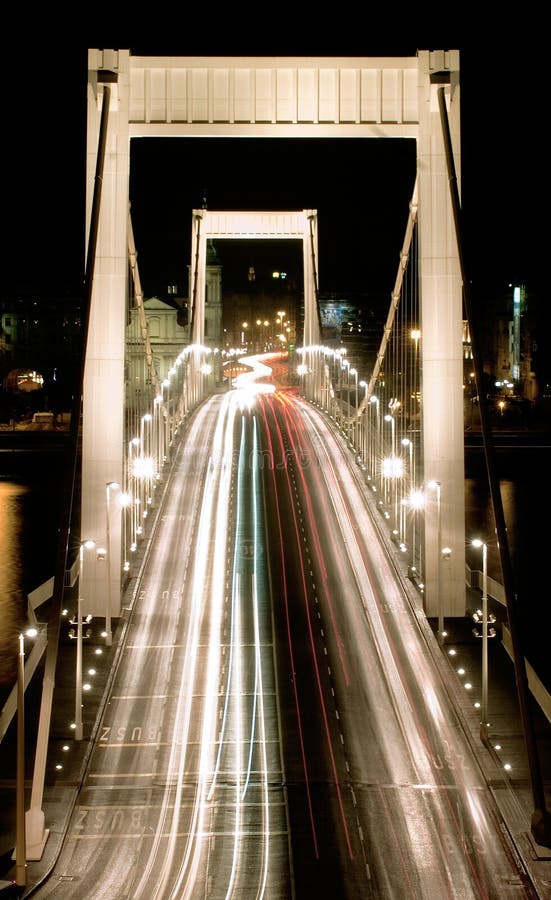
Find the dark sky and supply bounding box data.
[2,17,545,307]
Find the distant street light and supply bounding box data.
[104,482,120,647]
[71,539,98,741]
[369,395,380,481]
[428,480,446,644]
[384,413,395,456]
[401,438,413,542]
[359,381,368,465]
[407,488,425,579]
[350,368,358,447]
[471,538,497,742]
[342,360,350,438]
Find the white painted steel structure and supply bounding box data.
[84,48,464,622]
[189,208,320,347]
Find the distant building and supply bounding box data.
[317,292,388,379]
[0,294,82,411]
[141,296,189,382]
[480,284,538,403]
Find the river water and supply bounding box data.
[0,440,549,689]
[0,445,66,685]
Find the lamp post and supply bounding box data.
[104,482,120,646]
[73,540,97,740]
[427,480,445,643]
[383,415,395,508]
[342,360,350,438]
[401,438,413,542]
[384,413,395,456]
[359,381,368,466]
[407,488,425,580]
[331,352,339,424]
[14,626,39,889]
[350,367,358,449]
[471,539,497,742]
[369,395,380,483]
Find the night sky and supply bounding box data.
[3,16,545,311]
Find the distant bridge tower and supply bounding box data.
[84,49,464,622]
[188,208,320,347]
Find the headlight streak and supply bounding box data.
[226,420,246,899]
[260,392,355,861]
[240,419,262,805]
[225,565,243,900]
[299,401,443,777]
[46,372,532,900]
[295,400,499,897]
[61,400,221,900]
[206,410,271,899]
[251,416,270,899]
[256,396,320,859]
[207,414,246,801]
[264,395,478,892]
[233,353,276,397]
[279,394,451,885]
[173,394,238,900]
[132,394,235,900]
[274,391,351,686]
[38,374,531,897]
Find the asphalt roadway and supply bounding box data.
[1,451,550,898]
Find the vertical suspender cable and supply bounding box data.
[437,85,551,848]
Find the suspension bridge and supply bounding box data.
[3,48,551,897]
[81,48,465,621]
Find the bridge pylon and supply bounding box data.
[82,48,466,625]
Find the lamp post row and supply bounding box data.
[297,348,498,746]
[297,345,456,642]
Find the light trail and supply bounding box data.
[251,416,271,899]
[293,395,526,897]
[205,404,273,899]
[258,396,320,859]
[31,355,537,898]
[275,389,351,685]
[259,391,355,860]
[174,392,238,900]
[132,392,236,900]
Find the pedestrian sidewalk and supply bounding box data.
[421,594,551,898]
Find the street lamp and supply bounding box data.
[428,480,446,644]
[104,482,120,646]
[15,627,38,890]
[342,360,350,437]
[401,438,413,541]
[350,367,358,448]
[359,381,368,465]
[471,538,497,742]
[384,413,395,456]
[72,539,97,741]
[369,395,380,482]
[407,488,425,580]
